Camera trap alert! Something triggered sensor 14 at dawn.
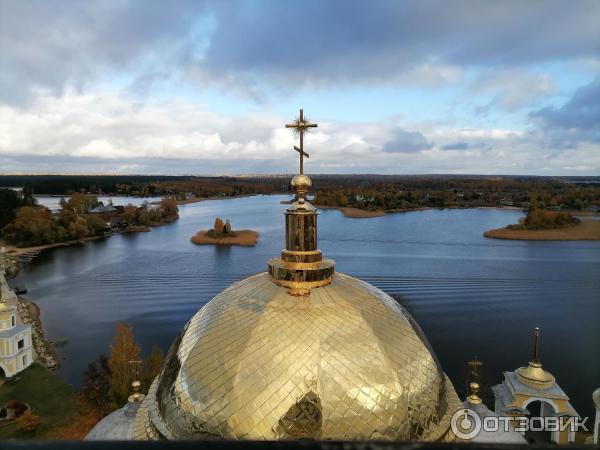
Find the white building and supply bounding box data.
[0,259,33,378]
[492,327,579,444]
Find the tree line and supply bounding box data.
[0,190,179,247]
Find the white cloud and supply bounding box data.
[0,89,598,175]
[473,70,557,110]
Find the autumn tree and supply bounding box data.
[67,215,89,239]
[136,206,151,226]
[64,193,99,214]
[1,206,67,246]
[160,198,179,219]
[213,217,224,237]
[143,346,165,392]
[107,323,141,407]
[86,214,107,235]
[15,410,40,433]
[122,204,137,225]
[81,354,112,417]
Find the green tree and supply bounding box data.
[0,188,23,230]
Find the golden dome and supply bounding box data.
[516,362,555,389]
[133,109,461,441]
[134,272,460,441]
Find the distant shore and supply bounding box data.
[317,205,385,218]
[191,230,259,246]
[153,193,261,206]
[484,219,600,241]
[316,204,526,218]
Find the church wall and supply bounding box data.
[0,338,10,355]
[0,312,16,330]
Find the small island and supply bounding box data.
[484,209,600,241]
[191,218,259,246]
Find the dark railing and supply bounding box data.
[0,441,593,450]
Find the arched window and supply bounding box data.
[11,315,15,327]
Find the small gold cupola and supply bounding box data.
[516,326,555,389]
[268,109,335,295]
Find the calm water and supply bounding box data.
[11,195,600,418]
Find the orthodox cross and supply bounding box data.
[531,326,541,364]
[285,108,318,174]
[468,358,483,382]
[129,359,143,380]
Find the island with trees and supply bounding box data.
[484,208,600,241]
[191,218,259,246]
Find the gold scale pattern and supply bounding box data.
[133,272,460,441]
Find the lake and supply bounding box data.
[11,195,600,419]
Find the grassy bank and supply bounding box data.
[484,219,600,240]
[0,364,77,438]
[191,230,259,246]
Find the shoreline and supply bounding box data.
[483,219,600,241]
[17,296,59,371]
[2,216,179,259]
[2,235,107,258]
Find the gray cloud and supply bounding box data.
[0,0,207,104]
[529,77,600,148]
[200,1,599,89]
[383,129,431,153]
[530,77,600,131]
[1,0,599,104]
[442,142,470,150]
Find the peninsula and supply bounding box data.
[484,209,600,241]
[191,218,259,246]
[0,190,179,257]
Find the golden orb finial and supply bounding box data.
[291,173,312,201]
[128,379,145,403]
[467,358,483,405]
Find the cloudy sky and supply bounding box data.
[1,0,599,175]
